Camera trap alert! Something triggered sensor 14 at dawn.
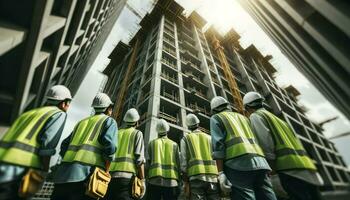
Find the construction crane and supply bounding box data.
[211,33,245,115]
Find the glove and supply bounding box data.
[140,179,146,199]
[218,171,232,193]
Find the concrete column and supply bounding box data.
[174,21,187,131]
[193,26,216,99]
[144,16,165,146]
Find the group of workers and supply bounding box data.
[0,84,324,200]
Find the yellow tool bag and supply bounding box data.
[131,176,143,199]
[86,163,111,199]
[18,169,45,197]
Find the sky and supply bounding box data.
[60,0,350,165]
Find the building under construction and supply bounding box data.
[103,0,350,192]
[0,0,127,133]
[238,0,350,120]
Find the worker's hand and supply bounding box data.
[218,171,232,193]
[140,179,146,199]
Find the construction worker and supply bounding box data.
[243,91,324,200]
[180,113,219,200]
[51,93,117,200]
[106,108,145,200]
[210,96,277,200]
[0,85,72,200]
[147,119,180,200]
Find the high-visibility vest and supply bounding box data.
[256,109,317,171]
[148,137,179,180]
[109,127,138,173]
[0,106,62,169]
[62,114,108,168]
[184,131,218,177]
[216,111,264,160]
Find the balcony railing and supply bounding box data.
[162,58,177,69]
[163,46,176,57]
[184,71,203,83]
[212,77,220,85]
[188,103,210,115]
[183,59,201,70]
[162,91,180,103]
[161,72,178,84]
[186,86,206,99]
[159,111,179,125]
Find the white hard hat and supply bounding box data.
[91,93,113,108]
[46,85,72,101]
[210,96,229,111]
[123,108,140,123]
[186,114,200,127]
[156,119,170,133]
[243,91,264,106]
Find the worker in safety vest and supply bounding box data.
[51,93,117,200]
[106,108,145,200]
[243,91,324,200]
[147,119,180,200]
[0,85,72,200]
[180,113,219,200]
[210,96,277,200]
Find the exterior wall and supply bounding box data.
[0,0,127,131]
[238,0,350,120]
[104,1,350,191]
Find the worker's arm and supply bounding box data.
[98,117,118,163]
[210,115,226,172]
[37,112,67,171]
[250,113,276,171]
[179,138,188,181]
[134,131,145,179]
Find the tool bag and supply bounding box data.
[86,162,111,199]
[18,169,45,197]
[131,175,143,199]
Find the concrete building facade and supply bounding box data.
[0,0,127,132]
[237,0,350,119]
[103,0,350,191]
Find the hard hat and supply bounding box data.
[46,85,72,101]
[156,119,170,133]
[186,114,200,127]
[91,93,113,108]
[123,108,140,123]
[210,96,229,111]
[243,91,264,106]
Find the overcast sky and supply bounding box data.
[61,0,350,165]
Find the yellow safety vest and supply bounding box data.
[216,111,264,160]
[148,137,179,180]
[184,131,218,177]
[0,106,61,169]
[62,114,108,168]
[256,109,317,171]
[109,127,138,173]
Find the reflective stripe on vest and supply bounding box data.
[148,137,179,180]
[0,106,61,168]
[62,114,108,167]
[256,110,317,171]
[184,131,218,177]
[216,112,264,160]
[109,127,137,173]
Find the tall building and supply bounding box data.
[0,0,127,132]
[103,0,350,191]
[237,0,350,119]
